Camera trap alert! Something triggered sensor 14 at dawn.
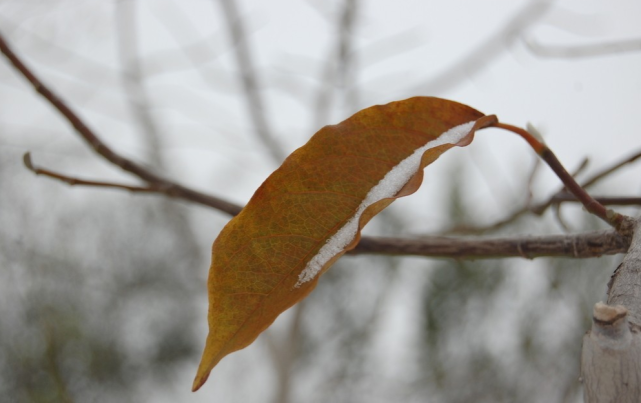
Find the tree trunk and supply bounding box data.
[581,218,641,402]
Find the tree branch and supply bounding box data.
[0,30,242,217]
[351,229,629,259]
[1,29,635,262]
[530,148,641,214]
[492,122,627,228]
[446,145,641,235]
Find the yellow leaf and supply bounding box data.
[192,97,495,391]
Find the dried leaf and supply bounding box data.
[193,97,495,391]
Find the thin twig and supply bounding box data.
[0,30,242,216]
[492,122,627,228]
[445,145,591,235]
[530,149,641,214]
[23,153,159,194]
[580,149,641,189]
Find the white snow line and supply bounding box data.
[295,121,476,286]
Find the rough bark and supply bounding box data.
[581,218,641,402]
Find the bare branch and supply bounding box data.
[412,0,552,95]
[447,156,591,234]
[351,229,630,259]
[313,0,359,129]
[0,30,242,216]
[493,122,626,227]
[216,0,285,163]
[116,0,164,167]
[581,148,641,189]
[525,36,641,59]
[530,148,641,214]
[23,153,157,194]
[2,28,634,261]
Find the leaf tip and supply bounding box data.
[191,371,210,392]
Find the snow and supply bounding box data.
[296,120,477,286]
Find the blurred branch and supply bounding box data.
[314,0,359,128]
[216,0,285,163]
[494,122,625,228]
[267,2,359,402]
[444,158,584,235]
[116,0,164,167]
[578,149,641,190]
[115,0,203,272]
[525,36,641,59]
[530,148,641,214]
[412,0,553,95]
[552,203,571,233]
[142,1,222,77]
[448,148,641,234]
[0,16,120,87]
[264,298,305,403]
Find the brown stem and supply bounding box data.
[492,122,626,229]
[23,153,160,194]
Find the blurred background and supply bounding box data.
[1,0,640,402]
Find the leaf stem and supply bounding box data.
[492,122,626,229]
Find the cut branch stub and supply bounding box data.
[581,302,641,403]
